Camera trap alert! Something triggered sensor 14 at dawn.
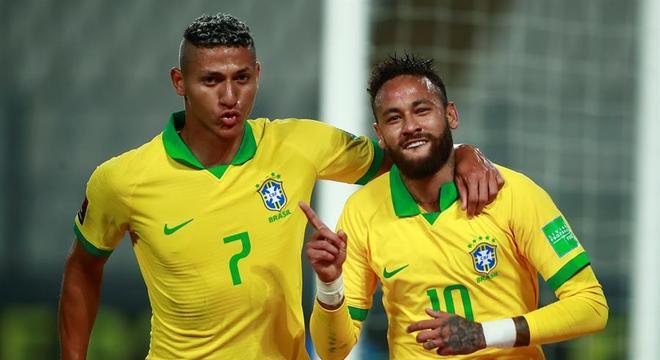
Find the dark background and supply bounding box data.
[1,0,634,358]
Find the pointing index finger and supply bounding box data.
[298,201,327,231]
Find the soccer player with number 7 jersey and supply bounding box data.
[57,14,503,360]
[303,55,608,359]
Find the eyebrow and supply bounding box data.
[380,98,433,116]
[412,99,434,107]
[381,107,401,117]
[200,66,252,76]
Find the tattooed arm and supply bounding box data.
[406,308,530,356]
[407,268,606,356]
[406,309,487,355]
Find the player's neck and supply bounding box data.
[179,122,244,168]
[400,153,455,213]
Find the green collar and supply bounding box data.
[162,111,257,177]
[389,165,458,218]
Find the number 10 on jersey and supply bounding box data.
[426,284,474,321]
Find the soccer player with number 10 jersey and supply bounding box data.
[303,55,608,359]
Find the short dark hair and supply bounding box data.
[184,13,254,49]
[179,13,255,69]
[367,54,448,111]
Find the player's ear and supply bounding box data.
[373,122,385,149]
[254,62,261,89]
[171,67,186,96]
[445,101,459,130]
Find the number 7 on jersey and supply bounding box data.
[223,232,252,285]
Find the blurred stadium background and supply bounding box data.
[1,0,651,359]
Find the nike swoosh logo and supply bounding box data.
[383,264,409,279]
[163,219,194,235]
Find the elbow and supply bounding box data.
[592,299,609,333]
[583,291,609,335]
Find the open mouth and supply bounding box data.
[219,111,241,125]
[402,138,429,150]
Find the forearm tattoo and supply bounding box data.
[513,316,530,347]
[440,315,487,354]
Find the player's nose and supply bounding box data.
[402,114,422,134]
[219,82,238,108]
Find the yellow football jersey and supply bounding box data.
[311,165,603,359]
[73,111,384,359]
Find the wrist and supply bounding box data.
[481,318,516,348]
[315,274,344,307]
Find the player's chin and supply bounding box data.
[213,122,245,140]
[399,149,432,165]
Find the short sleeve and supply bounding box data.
[337,198,379,321]
[509,174,590,292]
[73,158,131,256]
[284,120,384,184]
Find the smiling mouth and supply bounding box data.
[402,139,429,150]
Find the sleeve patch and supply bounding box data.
[77,197,89,224]
[542,216,579,258]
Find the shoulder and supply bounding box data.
[488,164,557,219]
[343,172,392,220]
[251,117,342,137]
[89,135,161,193]
[495,164,549,197]
[251,117,362,157]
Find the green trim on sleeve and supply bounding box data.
[347,306,369,321]
[73,224,113,257]
[546,252,590,291]
[355,139,385,185]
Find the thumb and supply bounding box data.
[337,230,348,247]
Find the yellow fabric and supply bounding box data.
[525,266,608,345]
[311,165,606,359]
[73,117,378,359]
[310,300,362,359]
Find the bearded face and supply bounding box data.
[373,75,458,180]
[382,119,454,179]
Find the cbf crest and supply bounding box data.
[467,236,498,275]
[257,177,287,211]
